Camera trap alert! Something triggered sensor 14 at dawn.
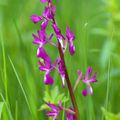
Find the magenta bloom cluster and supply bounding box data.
[31,0,97,119]
[46,102,75,120]
[31,0,75,87]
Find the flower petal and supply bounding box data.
[58,59,66,87]
[32,33,40,44]
[38,61,49,71]
[43,7,51,19]
[44,74,54,85]
[37,30,46,42]
[87,66,92,77]
[41,19,48,31]
[66,26,75,55]
[82,88,87,96]
[52,23,61,35]
[31,15,43,24]
[77,70,82,76]
[66,26,75,41]
[37,47,52,67]
[82,87,93,96]
[61,74,65,88]
[69,44,75,56]
[48,33,54,41]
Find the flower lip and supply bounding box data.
[69,44,75,56]
[33,29,54,48]
[37,30,46,42]
[31,15,43,24]
[66,26,75,41]
[86,66,93,78]
[44,73,54,85]
[37,47,52,68]
[82,87,93,96]
[32,30,47,47]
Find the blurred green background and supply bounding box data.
[0,0,120,120]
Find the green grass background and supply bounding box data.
[0,0,120,120]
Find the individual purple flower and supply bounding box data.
[32,30,54,48]
[31,15,43,24]
[37,47,52,69]
[46,102,62,120]
[39,60,54,85]
[82,66,97,96]
[37,47,54,85]
[66,26,75,56]
[58,59,66,87]
[32,30,46,44]
[43,7,52,19]
[66,107,76,120]
[43,5,56,20]
[44,73,54,85]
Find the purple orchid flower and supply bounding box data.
[43,7,52,19]
[46,102,62,120]
[81,66,97,96]
[44,74,54,85]
[43,4,56,20]
[66,26,75,56]
[37,47,54,85]
[37,47,51,68]
[32,30,54,48]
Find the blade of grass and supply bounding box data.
[105,58,111,110]
[0,102,4,119]
[15,101,18,120]
[0,13,9,105]
[8,56,32,114]
[101,28,114,120]
[0,93,14,120]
